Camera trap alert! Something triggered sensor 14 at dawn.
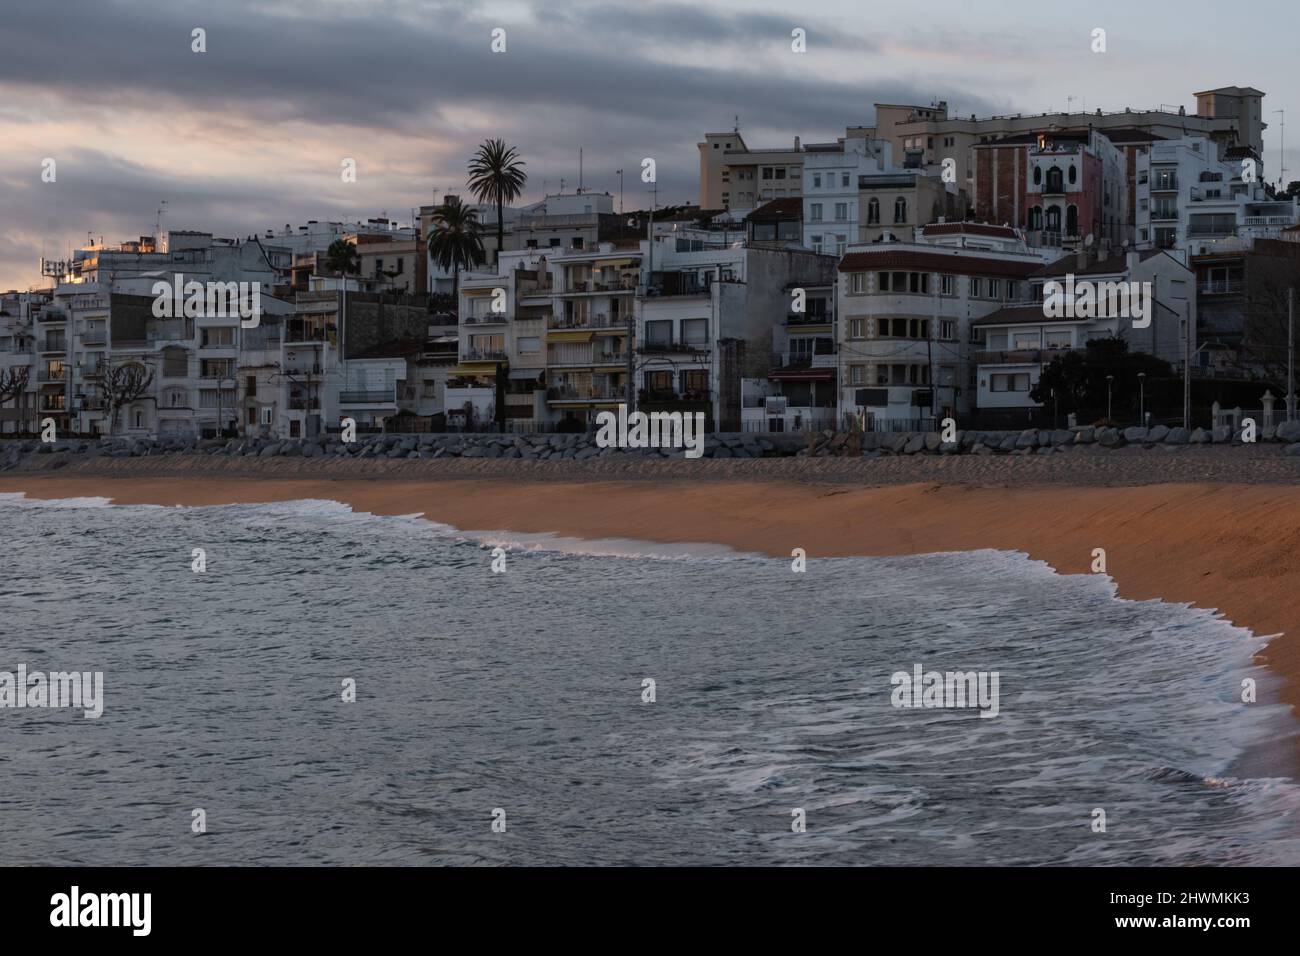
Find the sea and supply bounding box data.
[1,491,1298,866]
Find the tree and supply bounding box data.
[467,138,527,266]
[0,366,29,406]
[426,196,484,303]
[100,361,154,433]
[324,239,360,277]
[1031,337,1172,423]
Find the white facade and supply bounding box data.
[803,136,895,256]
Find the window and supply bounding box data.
[834,203,848,221]
[774,168,787,180]
[1006,281,1019,300]
[908,273,930,294]
[646,370,673,392]
[761,167,773,180]
[1066,206,1078,236]
[517,336,540,353]
[867,197,880,225]
[645,320,673,348]
[851,273,867,294]
[1033,167,1042,185]
[970,278,983,298]
[682,318,708,346]
[990,373,1030,392]
[1044,330,1072,348]
[940,320,955,341]
[941,275,954,296]
[1028,206,1043,231]
[682,369,709,393]
[841,173,850,188]
[246,374,257,397]
[851,364,866,385]
[811,234,823,252]
[1068,164,1077,185]
[813,174,822,188]
[850,318,865,338]
[894,197,908,223]
[134,410,143,429]
[989,279,1001,299]
[810,203,823,222]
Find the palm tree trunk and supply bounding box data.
[496,202,504,267]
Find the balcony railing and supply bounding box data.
[973,347,1077,365]
[80,332,106,346]
[41,338,66,352]
[37,368,67,382]
[640,339,707,355]
[338,389,395,404]
[786,313,832,326]
[548,314,629,331]
[463,314,508,325]
[462,348,507,361]
[546,384,623,401]
[288,398,321,411]
[1198,280,1242,295]
[641,388,712,404]
[773,350,837,369]
[284,322,336,343]
[283,363,323,376]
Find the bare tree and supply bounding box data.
[101,361,154,433]
[0,366,29,406]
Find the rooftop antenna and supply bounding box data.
[734,114,739,133]
[1274,109,1287,188]
[579,148,583,193]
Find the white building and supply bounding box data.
[802,136,895,256]
[1136,136,1299,259]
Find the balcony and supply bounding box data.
[38,401,67,413]
[283,363,323,376]
[546,384,623,402]
[462,314,508,326]
[288,397,321,411]
[35,310,66,324]
[640,388,712,406]
[80,331,106,346]
[284,322,336,344]
[37,368,67,382]
[1150,177,1179,192]
[461,348,507,361]
[773,349,837,370]
[40,338,67,354]
[548,313,629,331]
[640,338,707,356]
[973,347,1076,365]
[1198,280,1242,295]
[338,389,395,404]
[786,312,832,327]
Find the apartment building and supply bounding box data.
[1191,239,1300,377]
[697,131,807,213]
[802,136,896,253]
[0,292,43,435]
[1135,136,1299,257]
[836,239,1048,427]
[637,237,837,431]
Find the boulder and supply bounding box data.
[1073,426,1095,444]
[1286,443,1300,457]
[998,435,1018,452]
[904,434,926,454]
[1164,426,1191,444]
[1123,426,1149,443]
[1148,424,1169,443]
[1212,425,1232,443]
[1098,428,1124,448]
[923,432,942,451]
[1277,421,1300,443]
[1015,429,1038,450]
[1051,429,1073,446]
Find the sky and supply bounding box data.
[1,0,1297,291]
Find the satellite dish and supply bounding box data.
[1084,234,1095,247]
[1121,239,1130,249]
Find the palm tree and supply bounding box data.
[467,138,527,265]
[426,196,484,303]
[324,239,360,276]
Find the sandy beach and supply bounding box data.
[4,458,1300,750]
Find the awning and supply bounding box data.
[594,257,636,268]
[449,365,497,376]
[547,330,594,343]
[508,368,545,380]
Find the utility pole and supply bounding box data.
[616,169,624,217]
[1289,286,1295,422]
[1274,110,1287,191]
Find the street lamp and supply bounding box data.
[1138,372,1147,426]
[1106,374,1114,422]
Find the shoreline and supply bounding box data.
[4,469,1300,775]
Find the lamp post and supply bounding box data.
[1138,371,1147,426]
[1106,374,1114,422]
